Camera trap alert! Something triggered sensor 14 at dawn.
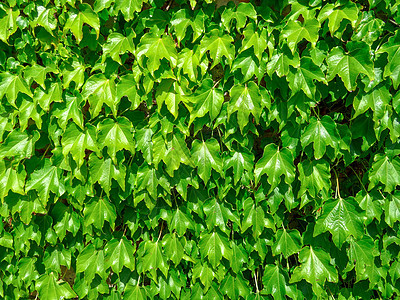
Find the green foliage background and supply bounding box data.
[1,0,400,298]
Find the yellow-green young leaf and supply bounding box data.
[64,4,100,43]
[0,130,39,161]
[35,272,77,300]
[155,79,186,118]
[0,72,32,106]
[33,82,63,112]
[114,0,147,20]
[31,6,57,34]
[0,162,25,201]
[136,32,178,75]
[318,2,359,34]
[102,32,135,64]
[199,29,235,67]
[52,93,84,130]
[0,7,19,43]
[117,74,142,110]
[76,244,108,282]
[378,30,400,88]
[281,19,320,54]
[221,2,257,32]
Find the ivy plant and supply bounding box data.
[1,0,400,299]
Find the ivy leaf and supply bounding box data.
[221,2,257,31]
[314,197,364,248]
[221,273,250,299]
[318,2,359,34]
[0,163,25,201]
[64,4,100,43]
[228,82,263,131]
[301,116,341,160]
[378,31,400,89]
[272,228,302,258]
[191,138,223,184]
[102,32,135,64]
[199,230,232,268]
[169,208,194,237]
[368,153,400,192]
[185,78,224,125]
[62,58,86,89]
[290,246,338,291]
[345,236,379,281]
[61,124,99,167]
[117,74,141,110]
[0,7,19,43]
[281,19,320,54]
[25,159,66,206]
[355,190,383,225]
[0,130,39,161]
[76,244,108,283]
[89,153,126,195]
[384,192,400,227]
[242,198,274,238]
[155,79,185,118]
[114,0,146,20]
[135,164,159,199]
[97,117,135,163]
[200,29,234,67]
[254,144,295,190]
[267,45,300,77]
[104,237,136,274]
[83,197,117,230]
[52,93,84,130]
[298,159,331,198]
[136,32,178,75]
[326,42,374,91]
[31,6,57,34]
[353,85,390,120]
[224,149,254,184]
[162,233,184,265]
[141,240,169,278]
[36,272,77,300]
[240,23,268,62]
[262,265,291,300]
[81,74,119,118]
[287,57,326,99]
[0,72,32,106]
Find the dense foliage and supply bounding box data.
[1,0,400,298]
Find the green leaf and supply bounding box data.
[89,153,126,195]
[83,197,117,230]
[136,32,178,75]
[228,82,263,131]
[0,163,25,201]
[114,0,146,20]
[64,4,100,43]
[76,244,108,283]
[326,43,374,91]
[240,23,268,62]
[353,85,390,120]
[318,2,359,34]
[169,208,194,237]
[378,31,400,89]
[155,79,186,118]
[31,5,57,34]
[141,240,169,278]
[102,32,135,64]
[162,233,184,265]
[298,159,331,198]
[26,159,66,206]
[0,72,32,106]
[290,246,338,291]
[221,273,250,299]
[117,74,141,110]
[281,19,320,54]
[224,149,254,184]
[368,153,400,192]
[267,45,300,77]
[191,138,223,184]
[242,198,273,238]
[104,237,136,274]
[301,116,341,160]
[314,197,364,248]
[36,272,77,300]
[199,230,232,268]
[185,78,224,125]
[221,2,257,31]
[287,57,326,98]
[0,7,19,43]
[0,130,39,161]
[272,228,302,258]
[200,29,235,67]
[52,93,84,130]
[254,144,295,190]
[81,74,119,118]
[384,192,400,227]
[97,117,135,163]
[262,265,291,300]
[62,123,99,167]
